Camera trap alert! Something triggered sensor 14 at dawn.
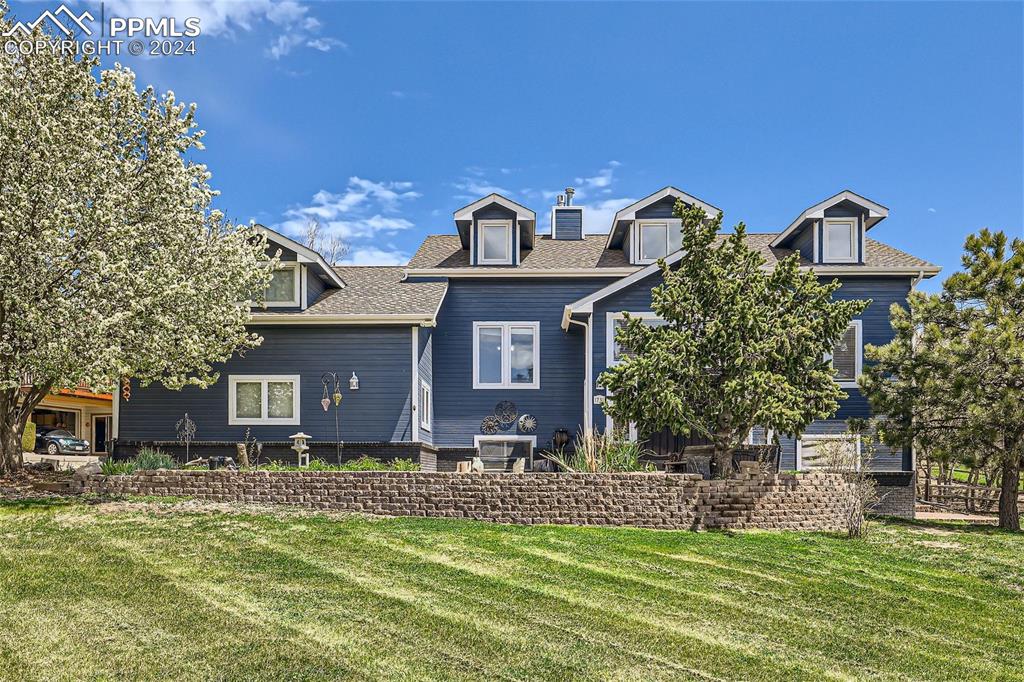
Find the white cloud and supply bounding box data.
[452,178,512,201]
[339,247,410,266]
[928,207,937,213]
[583,197,636,234]
[274,177,420,243]
[94,0,345,60]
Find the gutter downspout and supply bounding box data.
[567,317,593,433]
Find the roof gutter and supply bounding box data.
[249,313,436,326]
[404,268,638,278]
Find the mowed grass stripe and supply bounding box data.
[0,502,1021,681]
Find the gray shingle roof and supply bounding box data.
[408,234,636,270]
[408,232,937,272]
[256,266,447,318]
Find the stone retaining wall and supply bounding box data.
[72,462,858,531]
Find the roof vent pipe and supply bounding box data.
[556,194,566,207]
[565,187,575,206]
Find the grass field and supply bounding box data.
[0,500,1022,681]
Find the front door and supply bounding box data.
[93,416,111,454]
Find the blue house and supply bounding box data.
[115,186,939,480]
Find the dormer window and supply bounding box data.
[265,264,300,307]
[822,218,858,263]
[630,219,682,265]
[479,220,513,265]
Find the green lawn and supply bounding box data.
[1,500,1022,681]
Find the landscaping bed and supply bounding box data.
[0,499,1021,681]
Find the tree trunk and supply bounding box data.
[997,456,1020,531]
[0,413,26,476]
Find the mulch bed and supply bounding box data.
[0,467,75,502]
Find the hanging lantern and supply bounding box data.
[349,372,360,391]
[333,390,343,406]
[321,381,331,412]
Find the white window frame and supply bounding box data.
[228,374,301,425]
[473,434,537,470]
[478,220,514,265]
[418,379,432,431]
[796,433,862,471]
[606,311,663,366]
[825,319,863,388]
[264,264,302,308]
[631,220,671,265]
[472,321,541,389]
[822,218,859,263]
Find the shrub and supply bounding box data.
[100,459,135,475]
[21,421,36,452]
[133,448,176,471]
[252,456,420,472]
[542,429,656,473]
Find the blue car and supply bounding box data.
[35,427,90,456]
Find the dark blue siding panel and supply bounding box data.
[635,196,678,219]
[472,205,519,266]
[553,208,583,240]
[417,327,433,445]
[118,326,414,444]
[791,224,814,262]
[305,269,329,308]
[431,278,608,448]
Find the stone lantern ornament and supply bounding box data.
[290,432,311,468]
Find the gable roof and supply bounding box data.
[255,225,347,288]
[562,232,939,328]
[250,266,447,324]
[453,193,537,250]
[606,186,722,249]
[770,190,889,248]
[406,234,638,276]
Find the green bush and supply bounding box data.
[100,459,136,475]
[253,456,420,472]
[21,421,36,452]
[133,448,176,471]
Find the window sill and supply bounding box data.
[228,418,301,426]
[472,384,540,390]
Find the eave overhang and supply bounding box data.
[770,190,889,248]
[453,193,537,250]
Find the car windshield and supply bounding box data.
[48,430,75,438]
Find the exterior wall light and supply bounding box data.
[349,372,360,391]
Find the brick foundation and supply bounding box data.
[72,463,859,531]
[867,471,916,519]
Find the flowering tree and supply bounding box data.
[600,203,869,475]
[0,12,275,474]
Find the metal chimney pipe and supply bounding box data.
[565,187,575,206]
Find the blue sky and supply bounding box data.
[10,1,1023,289]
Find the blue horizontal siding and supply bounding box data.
[118,326,414,444]
[431,278,609,449]
[553,208,583,240]
[417,327,434,445]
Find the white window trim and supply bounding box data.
[822,217,859,264]
[419,379,432,431]
[472,321,541,389]
[826,319,863,388]
[264,264,302,308]
[228,374,301,425]
[796,433,862,471]
[473,434,537,470]
[478,220,514,265]
[631,220,671,265]
[606,311,663,366]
